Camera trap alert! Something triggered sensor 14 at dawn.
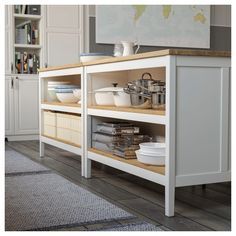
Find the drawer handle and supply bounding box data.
[11,77,14,89]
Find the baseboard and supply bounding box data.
[6,135,39,141]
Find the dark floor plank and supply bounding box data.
[79,178,138,201]
[21,141,82,170]
[206,183,231,196]
[102,176,231,231]
[5,141,231,231]
[117,173,231,220]
[175,189,231,220]
[179,185,231,206]
[118,198,211,231]
[21,141,117,178]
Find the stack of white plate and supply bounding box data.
[135,142,165,165]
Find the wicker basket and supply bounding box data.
[56,112,81,146]
[43,111,56,138]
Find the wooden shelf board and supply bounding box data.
[88,148,165,175]
[14,44,42,49]
[14,13,41,20]
[42,101,81,108]
[88,105,165,116]
[42,135,81,148]
[38,63,83,72]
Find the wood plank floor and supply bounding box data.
[5,140,231,231]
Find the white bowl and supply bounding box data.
[135,150,165,165]
[80,55,113,63]
[48,90,59,102]
[73,89,82,100]
[56,93,79,103]
[139,148,165,156]
[139,142,165,153]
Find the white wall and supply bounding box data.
[89,5,231,27]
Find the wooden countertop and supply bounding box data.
[38,62,83,72]
[39,49,231,72]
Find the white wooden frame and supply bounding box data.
[38,53,231,217]
[39,67,84,176]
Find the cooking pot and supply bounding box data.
[151,91,165,109]
[123,87,152,108]
[149,81,165,92]
[94,83,131,107]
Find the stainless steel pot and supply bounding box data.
[149,81,165,92]
[123,87,151,108]
[151,92,165,109]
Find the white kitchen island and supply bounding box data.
[39,49,231,217]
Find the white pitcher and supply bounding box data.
[121,41,140,56]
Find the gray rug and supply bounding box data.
[5,172,134,231]
[5,148,162,231]
[5,150,50,175]
[103,222,163,231]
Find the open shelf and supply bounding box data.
[41,135,82,155]
[88,148,166,185]
[87,105,166,124]
[41,102,81,114]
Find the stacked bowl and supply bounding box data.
[48,81,70,102]
[47,81,81,103]
[135,142,165,165]
[55,85,81,103]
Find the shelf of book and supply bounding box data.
[13,5,41,75]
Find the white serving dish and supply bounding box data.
[135,150,165,165]
[56,93,79,103]
[94,87,115,106]
[94,86,131,107]
[113,88,131,107]
[80,55,112,62]
[80,53,113,63]
[139,142,165,153]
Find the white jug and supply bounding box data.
[121,41,140,56]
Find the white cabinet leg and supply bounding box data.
[81,154,85,177]
[84,158,91,178]
[39,141,45,157]
[165,185,175,217]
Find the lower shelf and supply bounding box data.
[88,148,166,185]
[41,135,82,155]
[41,102,81,113]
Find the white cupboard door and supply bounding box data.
[44,5,81,67]
[176,66,230,176]
[14,76,39,135]
[5,77,14,135]
[5,5,13,75]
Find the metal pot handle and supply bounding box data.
[142,72,153,80]
[123,87,151,99]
